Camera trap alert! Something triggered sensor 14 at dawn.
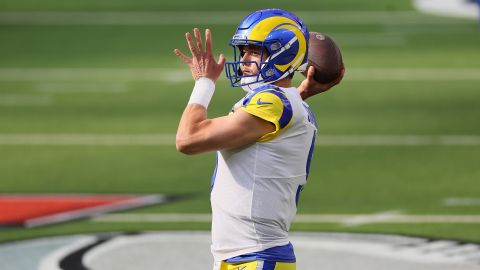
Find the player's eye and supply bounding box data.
[242,47,261,57]
[238,46,245,56]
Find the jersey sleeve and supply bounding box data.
[240,88,293,142]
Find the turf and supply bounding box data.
[0,0,479,243]
[0,0,413,12]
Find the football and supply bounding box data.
[301,32,343,84]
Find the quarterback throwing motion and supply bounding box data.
[175,8,343,270]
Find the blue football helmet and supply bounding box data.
[225,9,309,89]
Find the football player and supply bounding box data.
[174,8,343,270]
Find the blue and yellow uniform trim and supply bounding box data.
[218,260,295,270]
[240,85,293,142]
[219,243,296,270]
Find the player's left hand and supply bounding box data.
[174,28,225,82]
[297,64,345,100]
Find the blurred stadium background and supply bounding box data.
[0,0,479,248]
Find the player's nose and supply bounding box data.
[241,51,253,63]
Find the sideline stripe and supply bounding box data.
[0,68,479,82]
[1,134,480,146]
[92,213,480,224]
[0,11,473,26]
[25,195,169,228]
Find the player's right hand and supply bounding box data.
[297,64,345,100]
[174,28,226,82]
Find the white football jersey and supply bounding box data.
[210,85,318,261]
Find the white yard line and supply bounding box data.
[92,213,213,223]
[35,82,128,93]
[0,94,52,106]
[0,68,479,82]
[328,33,407,46]
[92,213,480,224]
[0,68,190,82]
[317,135,480,146]
[0,11,472,26]
[0,134,175,146]
[341,211,403,227]
[443,198,480,207]
[347,68,480,81]
[0,134,480,146]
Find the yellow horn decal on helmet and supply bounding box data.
[247,16,307,74]
[273,24,307,72]
[248,16,300,41]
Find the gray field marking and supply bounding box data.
[0,11,475,26]
[3,232,478,270]
[1,68,479,82]
[1,134,480,146]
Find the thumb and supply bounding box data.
[307,66,315,80]
[217,54,226,66]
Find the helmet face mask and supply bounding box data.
[225,9,309,89]
[225,43,273,88]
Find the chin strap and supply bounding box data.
[240,72,266,92]
[296,62,308,73]
[241,80,265,93]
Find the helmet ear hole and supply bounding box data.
[270,42,282,52]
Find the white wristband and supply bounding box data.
[188,77,215,108]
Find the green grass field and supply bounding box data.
[1,0,480,243]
